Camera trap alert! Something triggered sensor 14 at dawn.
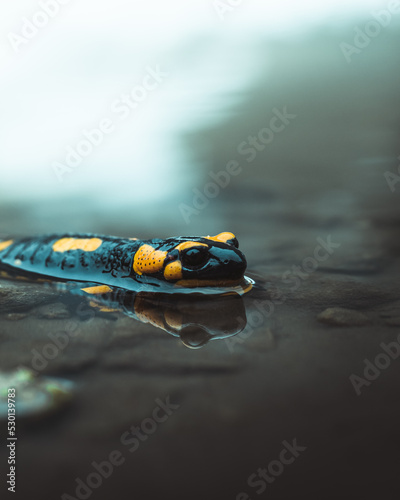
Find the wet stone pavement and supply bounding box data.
[1,190,400,500]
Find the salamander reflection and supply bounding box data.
[78,287,247,349]
[0,264,251,348]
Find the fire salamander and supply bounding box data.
[0,232,248,293]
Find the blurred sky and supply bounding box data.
[0,0,395,205]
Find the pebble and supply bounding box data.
[317,307,370,326]
[0,367,74,421]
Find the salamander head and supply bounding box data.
[132,232,247,287]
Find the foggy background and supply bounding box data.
[1,0,399,240]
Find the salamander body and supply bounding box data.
[0,232,247,291]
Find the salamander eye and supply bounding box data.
[181,247,209,268]
[227,237,239,248]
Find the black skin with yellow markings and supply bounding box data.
[0,233,247,291]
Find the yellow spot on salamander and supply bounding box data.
[88,300,119,312]
[133,245,167,275]
[81,285,113,294]
[53,237,103,253]
[134,295,166,330]
[204,232,236,244]
[175,241,208,252]
[0,240,13,252]
[164,309,183,329]
[164,260,183,281]
[0,270,32,282]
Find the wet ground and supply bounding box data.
[1,16,400,500]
